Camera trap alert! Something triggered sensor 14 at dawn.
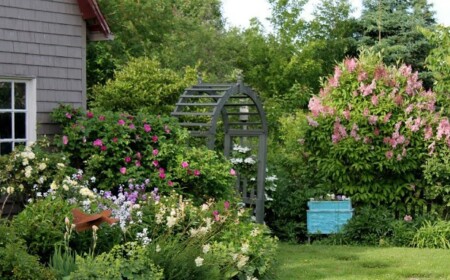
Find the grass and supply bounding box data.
[273,243,450,280]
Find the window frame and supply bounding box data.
[0,78,36,154]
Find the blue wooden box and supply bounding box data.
[307,200,353,234]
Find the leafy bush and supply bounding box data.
[52,106,235,203]
[299,49,450,211]
[337,206,396,246]
[69,243,163,280]
[11,196,74,263]
[90,57,197,115]
[412,220,450,249]
[0,138,72,205]
[0,222,56,279]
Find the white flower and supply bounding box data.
[24,166,33,178]
[230,158,243,164]
[241,242,249,254]
[22,158,29,166]
[37,176,45,184]
[6,186,14,194]
[79,187,95,198]
[247,276,258,280]
[156,244,161,252]
[166,216,177,228]
[236,254,249,269]
[202,244,210,254]
[136,228,151,246]
[244,157,256,165]
[57,163,65,169]
[195,256,204,267]
[250,227,260,237]
[201,203,209,211]
[63,184,69,191]
[50,181,58,190]
[90,176,96,183]
[38,163,47,170]
[155,213,164,224]
[266,175,278,182]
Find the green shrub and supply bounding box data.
[90,57,197,115]
[299,49,450,211]
[0,222,56,279]
[338,206,396,246]
[52,106,235,203]
[69,243,163,280]
[412,220,450,249]
[11,196,73,263]
[0,138,72,205]
[168,146,234,204]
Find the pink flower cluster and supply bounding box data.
[331,120,347,144]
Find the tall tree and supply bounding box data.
[358,0,436,85]
[87,0,226,90]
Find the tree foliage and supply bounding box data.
[90,57,197,115]
[358,0,436,86]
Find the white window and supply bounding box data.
[0,78,36,155]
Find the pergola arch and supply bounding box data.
[171,77,268,223]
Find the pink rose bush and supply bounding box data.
[51,106,234,204]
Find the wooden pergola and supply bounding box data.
[171,77,268,223]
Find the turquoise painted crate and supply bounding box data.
[307,200,353,234]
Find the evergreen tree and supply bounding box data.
[358,0,436,86]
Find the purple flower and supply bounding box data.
[181,162,189,168]
[65,112,72,119]
[62,135,69,145]
[86,111,94,118]
[193,169,200,176]
[153,149,159,156]
[118,119,125,125]
[224,201,230,210]
[152,135,158,143]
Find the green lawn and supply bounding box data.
[273,243,450,280]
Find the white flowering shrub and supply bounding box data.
[0,139,73,214]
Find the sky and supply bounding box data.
[222,0,450,31]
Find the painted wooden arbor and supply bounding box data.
[171,77,268,223]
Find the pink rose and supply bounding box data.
[181,162,189,168]
[120,167,126,174]
[144,124,151,132]
[62,135,68,145]
[93,139,103,147]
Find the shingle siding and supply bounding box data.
[0,0,86,135]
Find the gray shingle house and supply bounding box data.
[0,0,112,155]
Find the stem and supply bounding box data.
[0,193,11,218]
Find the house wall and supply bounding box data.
[0,0,86,135]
